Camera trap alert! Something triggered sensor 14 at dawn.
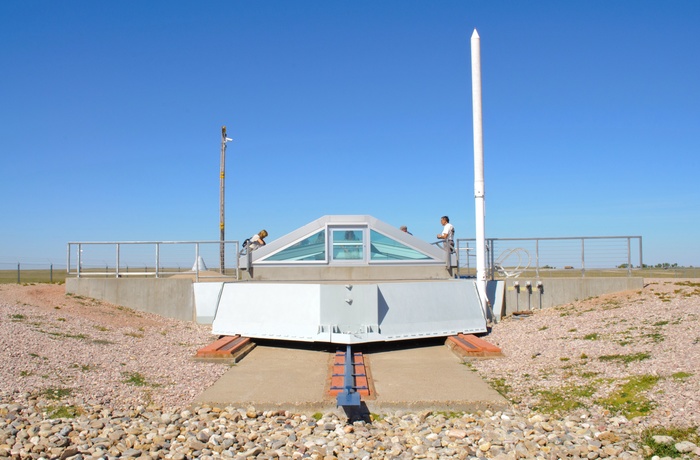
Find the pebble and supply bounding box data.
[0,402,659,459]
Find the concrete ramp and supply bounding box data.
[201,279,487,344]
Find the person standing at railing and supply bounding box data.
[437,216,455,252]
[247,229,268,250]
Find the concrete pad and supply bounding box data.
[193,342,508,414]
[194,345,333,412]
[365,344,508,412]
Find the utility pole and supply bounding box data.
[219,126,228,274]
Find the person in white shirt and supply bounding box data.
[437,216,454,251]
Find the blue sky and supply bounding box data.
[1,1,698,268]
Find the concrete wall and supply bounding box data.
[65,276,645,325]
[497,277,644,317]
[65,278,195,322]
[244,264,453,281]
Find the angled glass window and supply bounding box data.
[263,230,326,261]
[332,229,364,261]
[369,230,431,260]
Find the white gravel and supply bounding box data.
[1,279,699,431]
[469,278,700,429]
[0,283,229,411]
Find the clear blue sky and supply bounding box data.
[1,1,698,267]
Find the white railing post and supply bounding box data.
[116,243,120,278]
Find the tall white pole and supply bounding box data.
[471,29,488,318]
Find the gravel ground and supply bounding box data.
[0,279,699,459]
[0,283,229,410]
[469,278,700,430]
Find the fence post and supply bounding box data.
[50,264,53,283]
[17,263,20,284]
[581,238,585,277]
[627,238,632,277]
[195,243,200,282]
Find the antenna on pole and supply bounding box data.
[219,126,228,274]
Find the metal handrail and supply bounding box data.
[67,240,240,281]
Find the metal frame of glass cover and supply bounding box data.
[254,216,444,266]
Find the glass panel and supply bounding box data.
[370,230,431,260]
[264,230,326,261]
[332,230,364,260]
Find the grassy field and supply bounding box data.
[2,267,698,284]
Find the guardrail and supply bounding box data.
[455,236,643,279]
[66,241,240,281]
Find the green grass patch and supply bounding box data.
[124,332,144,338]
[597,374,659,418]
[488,377,512,398]
[46,405,82,419]
[532,383,596,414]
[645,332,665,343]
[583,333,600,340]
[652,320,669,327]
[641,425,700,458]
[671,372,693,381]
[42,387,73,400]
[70,363,96,372]
[122,371,159,387]
[312,412,323,421]
[598,352,651,364]
[433,410,465,418]
[122,371,149,386]
[44,331,89,340]
[10,314,26,321]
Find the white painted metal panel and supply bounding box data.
[377,281,487,339]
[208,280,487,344]
[193,282,224,324]
[211,284,325,341]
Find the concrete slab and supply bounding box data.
[194,345,332,412]
[365,344,508,412]
[194,341,508,414]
